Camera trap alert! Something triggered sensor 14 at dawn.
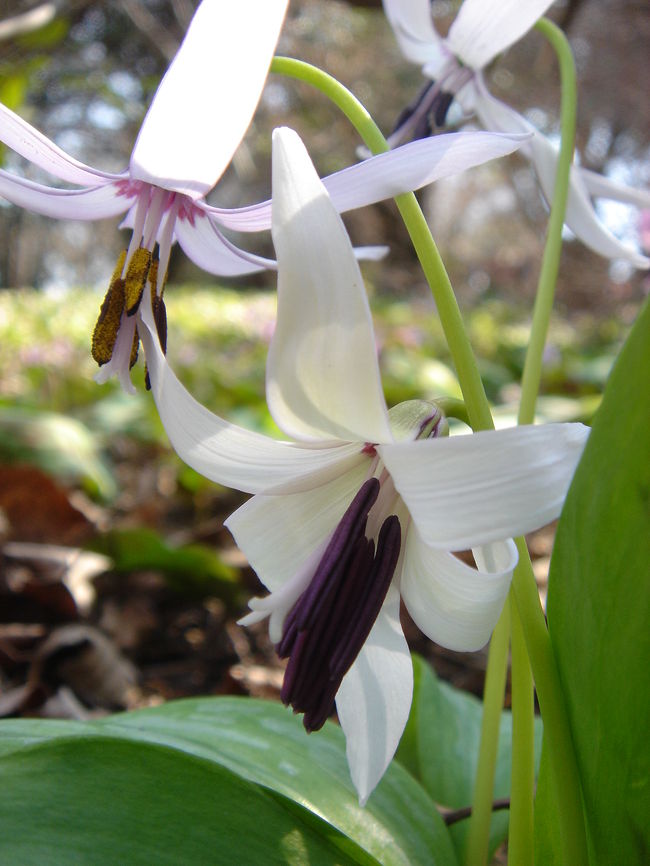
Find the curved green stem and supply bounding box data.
[270,56,494,432]
[518,19,577,426]
[464,603,510,866]
[271,54,587,864]
[508,591,535,866]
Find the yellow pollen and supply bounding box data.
[124,247,152,315]
[91,251,127,366]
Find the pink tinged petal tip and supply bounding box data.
[130,0,288,198]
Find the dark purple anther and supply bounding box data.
[277,478,402,733]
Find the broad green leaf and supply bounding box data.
[0,697,458,866]
[89,527,237,596]
[539,297,650,864]
[0,735,374,865]
[395,655,542,862]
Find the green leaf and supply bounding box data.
[395,655,542,862]
[539,297,650,864]
[0,735,374,865]
[89,527,237,596]
[0,697,458,866]
[0,406,116,499]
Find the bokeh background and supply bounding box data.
[0,0,648,739]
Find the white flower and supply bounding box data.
[0,0,527,392]
[138,126,589,804]
[383,0,650,267]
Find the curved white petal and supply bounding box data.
[382,0,444,66]
[225,460,368,593]
[379,423,589,550]
[472,84,649,267]
[94,314,138,395]
[267,127,392,444]
[401,529,516,651]
[530,139,650,268]
[336,584,413,805]
[0,172,133,219]
[130,0,288,198]
[580,168,650,210]
[448,0,555,70]
[322,131,528,213]
[0,101,123,185]
[174,211,274,276]
[138,295,361,494]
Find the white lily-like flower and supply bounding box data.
[0,0,528,393]
[139,126,589,803]
[383,0,650,267]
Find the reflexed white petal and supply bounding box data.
[174,211,274,276]
[382,0,444,65]
[0,102,123,185]
[379,423,589,550]
[401,530,516,651]
[336,584,413,805]
[130,0,288,198]
[138,294,362,494]
[0,172,133,219]
[448,0,555,70]
[225,460,368,592]
[322,132,528,213]
[473,83,650,267]
[580,168,650,210]
[268,127,392,444]
[530,137,650,268]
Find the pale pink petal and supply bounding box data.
[448,0,555,70]
[336,584,413,805]
[202,132,526,233]
[0,101,123,185]
[382,0,444,65]
[0,171,133,219]
[174,211,274,276]
[580,168,650,210]
[401,529,516,651]
[267,127,392,444]
[379,423,589,550]
[130,0,288,198]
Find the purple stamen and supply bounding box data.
[277,478,402,733]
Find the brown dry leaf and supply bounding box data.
[0,465,93,544]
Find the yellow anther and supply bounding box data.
[124,247,152,315]
[91,253,127,366]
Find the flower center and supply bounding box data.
[91,184,179,387]
[388,59,474,147]
[277,477,402,733]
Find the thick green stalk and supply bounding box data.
[464,603,510,866]
[518,19,578,426]
[271,54,587,864]
[508,592,535,866]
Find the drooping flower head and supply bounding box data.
[0,0,530,392]
[383,0,650,267]
[139,125,589,803]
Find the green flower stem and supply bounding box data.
[510,19,580,865]
[271,54,587,864]
[518,18,577,427]
[270,56,494,432]
[464,603,510,866]
[508,591,535,866]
